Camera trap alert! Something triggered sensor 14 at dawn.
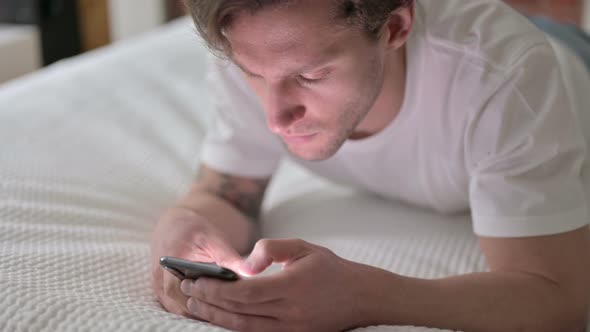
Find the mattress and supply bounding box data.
[0,17,505,332]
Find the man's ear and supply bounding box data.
[381,4,414,50]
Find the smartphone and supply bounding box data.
[159,256,239,281]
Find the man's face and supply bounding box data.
[226,0,387,161]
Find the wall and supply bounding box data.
[107,0,165,42]
[0,25,40,83]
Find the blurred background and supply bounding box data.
[0,0,589,85]
[0,0,186,84]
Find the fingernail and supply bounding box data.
[180,280,191,295]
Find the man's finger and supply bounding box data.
[240,238,311,276]
[206,235,245,272]
[162,268,192,316]
[187,297,279,332]
[182,274,286,304]
[189,294,284,317]
[159,293,192,318]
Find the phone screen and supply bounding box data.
[160,256,239,281]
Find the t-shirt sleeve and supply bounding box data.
[466,44,590,238]
[199,56,284,178]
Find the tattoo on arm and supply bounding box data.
[196,166,270,220]
[215,173,268,219]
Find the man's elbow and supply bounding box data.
[558,312,587,332]
[534,298,587,332]
[557,282,589,332]
[571,296,589,332]
[526,273,589,332]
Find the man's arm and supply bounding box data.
[363,226,590,331]
[176,165,271,255]
[174,216,588,331]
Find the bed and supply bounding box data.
[0,17,581,332]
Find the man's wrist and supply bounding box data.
[347,260,405,328]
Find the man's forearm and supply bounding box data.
[358,263,587,332]
[177,188,260,255]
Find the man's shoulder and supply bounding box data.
[417,0,548,71]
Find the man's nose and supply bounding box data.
[264,85,306,135]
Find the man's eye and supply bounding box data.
[243,71,263,81]
[296,75,325,86]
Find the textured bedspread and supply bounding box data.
[0,18,503,332]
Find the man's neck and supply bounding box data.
[349,45,407,140]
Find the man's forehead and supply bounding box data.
[229,23,345,78]
[226,1,348,58]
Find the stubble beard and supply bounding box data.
[287,54,385,161]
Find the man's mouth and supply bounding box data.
[282,133,317,145]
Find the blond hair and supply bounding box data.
[184,0,412,58]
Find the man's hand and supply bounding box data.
[151,165,268,318]
[150,206,244,318]
[179,238,373,332]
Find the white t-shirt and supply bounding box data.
[200,0,590,237]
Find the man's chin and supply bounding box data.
[284,142,338,162]
[288,151,329,161]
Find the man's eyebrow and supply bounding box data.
[233,59,258,77]
[232,58,332,78]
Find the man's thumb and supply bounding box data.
[208,237,245,272]
[239,238,310,276]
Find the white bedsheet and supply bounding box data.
[0,17,545,332]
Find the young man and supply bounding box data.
[151,0,590,330]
